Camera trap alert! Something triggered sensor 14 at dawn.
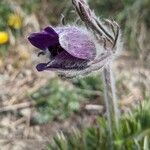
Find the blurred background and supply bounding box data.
[0,0,149,149]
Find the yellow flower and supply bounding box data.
[8,14,22,29]
[0,32,9,44]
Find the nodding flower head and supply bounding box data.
[28,0,122,78]
[28,26,97,72]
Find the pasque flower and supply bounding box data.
[28,26,96,71]
[28,0,122,78]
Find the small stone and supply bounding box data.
[85,104,103,115]
[20,108,31,118]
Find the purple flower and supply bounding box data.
[28,0,121,78]
[28,26,97,72]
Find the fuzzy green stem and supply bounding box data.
[109,63,119,129]
[102,68,113,150]
[102,64,119,149]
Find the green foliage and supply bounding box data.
[72,76,103,91]
[0,1,11,30]
[30,76,103,124]
[0,45,8,57]
[30,78,83,124]
[121,0,149,57]
[89,0,123,18]
[48,98,150,150]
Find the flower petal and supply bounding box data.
[59,27,96,60]
[28,27,58,50]
[36,63,48,71]
[36,51,89,71]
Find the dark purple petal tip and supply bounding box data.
[36,63,47,71]
[28,27,59,50]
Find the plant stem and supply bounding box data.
[102,67,113,150]
[109,63,119,129]
[102,64,119,149]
